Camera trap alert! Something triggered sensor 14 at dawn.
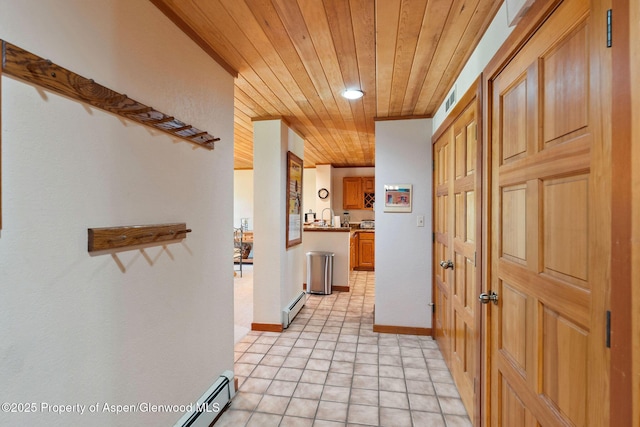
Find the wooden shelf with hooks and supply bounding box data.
[88,223,192,252]
[1,40,219,149]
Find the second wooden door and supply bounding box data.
[433,84,482,424]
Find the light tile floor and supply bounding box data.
[234,264,254,343]
[220,270,471,427]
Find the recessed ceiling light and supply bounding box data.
[342,89,364,100]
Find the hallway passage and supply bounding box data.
[218,271,471,427]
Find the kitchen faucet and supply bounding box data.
[321,207,335,227]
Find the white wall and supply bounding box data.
[302,168,317,219]
[237,167,317,228]
[432,2,513,132]
[234,170,254,229]
[375,119,433,329]
[252,120,305,326]
[284,128,306,309]
[252,120,286,325]
[315,165,334,222]
[0,1,235,426]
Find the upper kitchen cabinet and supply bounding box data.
[363,177,375,193]
[343,177,375,210]
[362,177,375,209]
[343,177,363,209]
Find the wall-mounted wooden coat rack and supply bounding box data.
[1,40,219,149]
[88,223,192,252]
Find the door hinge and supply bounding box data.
[607,9,612,48]
[432,232,435,243]
[433,160,435,171]
[606,310,611,348]
[474,251,477,267]
[429,302,435,314]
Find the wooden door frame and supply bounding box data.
[610,0,634,424]
[431,76,483,426]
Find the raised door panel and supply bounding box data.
[501,77,528,164]
[343,177,363,209]
[543,175,589,285]
[358,233,374,270]
[489,1,609,425]
[542,22,589,145]
[363,176,375,192]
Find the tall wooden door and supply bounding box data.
[434,85,481,423]
[434,127,453,363]
[486,0,610,425]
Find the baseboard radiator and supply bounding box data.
[282,291,307,328]
[174,370,235,427]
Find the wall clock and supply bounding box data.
[318,188,329,199]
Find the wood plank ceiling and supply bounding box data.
[151,0,502,169]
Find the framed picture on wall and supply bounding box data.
[384,184,412,212]
[286,151,303,248]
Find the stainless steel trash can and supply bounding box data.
[306,251,334,295]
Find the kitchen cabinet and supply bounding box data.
[343,176,375,210]
[363,177,375,193]
[350,233,358,270]
[343,177,363,209]
[350,231,375,271]
[357,232,375,270]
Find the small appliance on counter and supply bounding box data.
[360,220,375,229]
[342,212,350,227]
[304,210,316,223]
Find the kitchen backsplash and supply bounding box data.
[340,209,375,224]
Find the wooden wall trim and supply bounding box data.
[250,116,285,122]
[373,325,432,336]
[632,1,640,424]
[611,0,634,424]
[373,114,432,121]
[251,323,283,333]
[474,80,484,427]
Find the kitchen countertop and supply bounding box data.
[303,226,351,232]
